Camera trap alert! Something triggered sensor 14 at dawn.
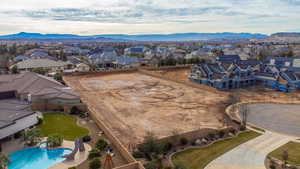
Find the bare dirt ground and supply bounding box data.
[64,72,228,146]
[153,68,190,82]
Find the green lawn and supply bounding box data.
[269,142,300,166]
[172,131,261,169]
[38,113,89,141]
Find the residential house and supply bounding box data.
[125,46,147,56]
[0,72,85,112]
[0,99,38,140]
[113,56,140,68]
[75,63,90,72]
[190,55,300,92]
[12,58,73,72]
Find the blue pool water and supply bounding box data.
[8,147,72,169]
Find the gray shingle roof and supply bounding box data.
[15,59,71,69]
[0,99,34,129]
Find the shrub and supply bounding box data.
[229,128,236,133]
[163,142,173,153]
[88,149,101,160]
[240,125,246,131]
[36,117,43,125]
[96,139,108,151]
[82,135,92,142]
[190,140,196,146]
[218,130,225,138]
[54,72,63,81]
[89,158,101,169]
[269,159,276,169]
[208,133,215,140]
[47,134,63,148]
[144,161,159,169]
[180,137,188,146]
[70,106,80,115]
[174,164,187,169]
[162,142,173,153]
[14,132,22,139]
[132,151,144,158]
[163,165,173,169]
[68,167,76,169]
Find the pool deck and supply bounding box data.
[49,140,91,169]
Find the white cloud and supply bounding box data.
[0,0,299,35]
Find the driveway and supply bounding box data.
[205,132,293,169]
[243,103,300,137]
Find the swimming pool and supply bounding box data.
[8,147,72,169]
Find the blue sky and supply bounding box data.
[0,0,299,35]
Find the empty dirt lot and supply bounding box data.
[64,72,228,145]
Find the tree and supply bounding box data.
[180,137,188,146]
[95,139,108,151]
[89,158,101,169]
[228,92,240,106]
[138,132,163,160]
[24,128,42,146]
[212,49,224,57]
[11,65,19,74]
[70,106,79,114]
[286,50,294,58]
[54,72,63,81]
[47,134,63,148]
[88,149,101,160]
[0,153,10,169]
[32,67,48,75]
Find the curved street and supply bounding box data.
[242,103,300,137]
[205,132,293,169]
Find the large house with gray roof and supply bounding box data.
[0,72,85,111]
[190,55,300,92]
[11,58,73,72]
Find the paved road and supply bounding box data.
[205,132,292,169]
[242,104,300,137]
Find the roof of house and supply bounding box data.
[15,55,28,61]
[114,56,140,65]
[265,56,294,64]
[0,72,64,94]
[0,99,35,129]
[216,55,241,63]
[15,59,71,69]
[32,87,80,100]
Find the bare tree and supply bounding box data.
[282,150,289,168]
[240,104,249,126]
[228,92,240,105]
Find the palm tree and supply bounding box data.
[24,128,42,146]
[0,153,10,169]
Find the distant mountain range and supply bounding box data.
[0,32,269,41]
[271,32,300,38]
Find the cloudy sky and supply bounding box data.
[0,0,299,35]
